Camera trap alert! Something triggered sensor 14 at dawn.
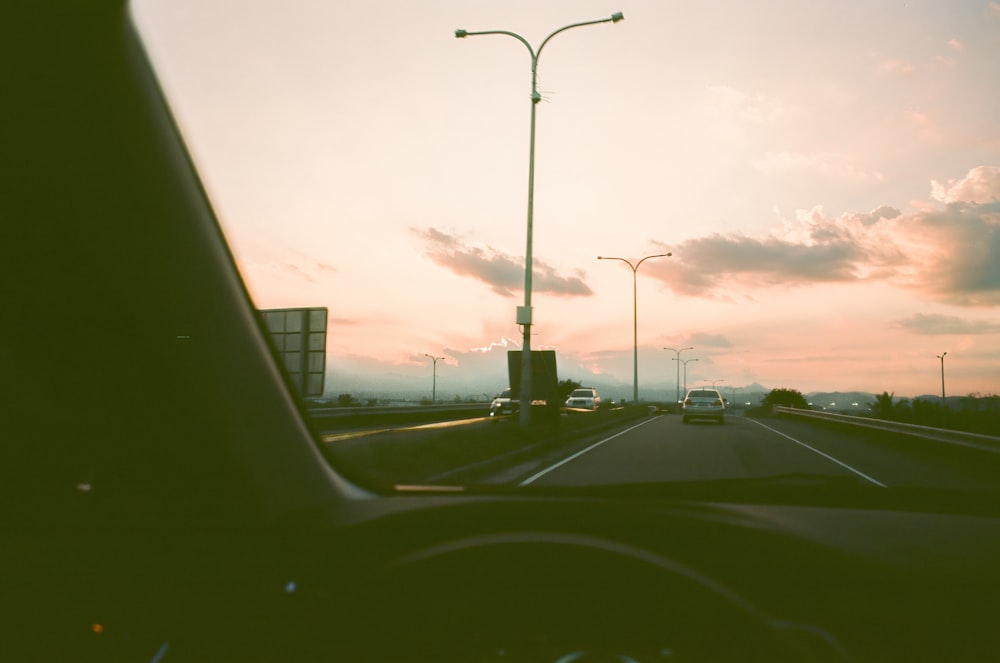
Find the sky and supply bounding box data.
[132,0,1000,401]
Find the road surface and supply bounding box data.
[516,414,999,491]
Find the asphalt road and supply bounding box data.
[517,414,1000,491]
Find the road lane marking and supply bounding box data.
[519,417,661,486]
[322,417,487,443]
[749,419,888,487]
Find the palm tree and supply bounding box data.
[871,391,894,419]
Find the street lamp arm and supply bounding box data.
[537,13,624,59]
[454,29,535,60]
[597,255,636,272]
[635,252,671,269]
[457,12,625,81]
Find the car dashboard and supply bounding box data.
[16,490,997,662]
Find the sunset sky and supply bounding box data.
[133,0,1000,400]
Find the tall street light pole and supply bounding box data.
[664,346,693,404]
[937,351,947,405]
[678,357,698,396]
[599,253,672,402]
[424,354,444,404]
[710,378,725,388]
[457,12,624,425]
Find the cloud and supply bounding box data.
[896,313,1000,335]
[930,166,1000,204]
[947,38,965,52]
[647,167,1000,306]
[688,332,732,348]
[413,227,593,298]
[990,1,1000,18]
[469,336,521,353]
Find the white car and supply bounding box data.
[565,387,601,410]
[488,388,517,418]
[682,388,726,424]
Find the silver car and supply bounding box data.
[682,388,726,424]
[565,387,601,410]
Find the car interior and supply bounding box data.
[4,2,1000,661]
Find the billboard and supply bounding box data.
[260,307,327,397]
[506,350,559,419]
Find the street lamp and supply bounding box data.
[709,378,725,388]
[937,351,947,405]
[424,354,444,403]
[677,357,698,396]
[664,346,694,403]
[599,253,672,402]
[457,12,624,425]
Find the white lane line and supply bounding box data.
[519,417,661,486]
[749,419,887,487]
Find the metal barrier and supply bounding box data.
[772,406,1000,454]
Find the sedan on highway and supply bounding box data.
[682,388,726,424]
[489,388,517,418]
[565,387,601,410]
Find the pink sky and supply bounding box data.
[133,0,1000,400]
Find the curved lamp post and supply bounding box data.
[598,253,671,402]
[678,357,699,397]
[664,346,694,404]
[424,354,444,403]
[457,12,624,425]
[936,352,947,402]
[937,352,947,424]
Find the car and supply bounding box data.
[565,387,601,410]
[489,388,517,418]
[682,388,726,424]
[6,3,1000,661]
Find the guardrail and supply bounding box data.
[772,406,1000,454]
[308,403,487,418]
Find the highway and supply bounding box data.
[515,414,1000,491]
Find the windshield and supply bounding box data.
[131,0,999,497]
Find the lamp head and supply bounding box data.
[454,29,468,38]
[611,12,624,23]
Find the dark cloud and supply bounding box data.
[915,201,1000,306]
[649,232,865,297]
[646,167,1000,306]
[852,205,901,226]
[413,227,593,298]
[896,313,1000,335]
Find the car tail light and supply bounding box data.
[684,399,692,405]
[713,400,722,406]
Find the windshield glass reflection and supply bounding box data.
[132,0,999,492]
